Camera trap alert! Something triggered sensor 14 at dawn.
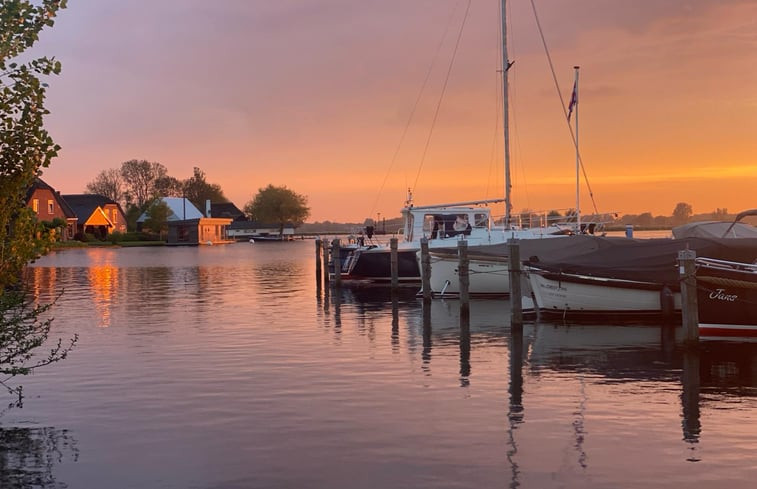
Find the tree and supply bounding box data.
[182,167,226,212]
[672,202,693,225]
[154,175,184,198]
[120,159,168,208]
[85,168,123,204]
[244,184,310,235]
[0,0,76,407]
[143,200,172,239]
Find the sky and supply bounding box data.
[30,0,757,222]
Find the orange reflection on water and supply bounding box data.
[88,264,119,328]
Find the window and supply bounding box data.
[474,213,488,227]
[32,199,39,213]
[47,200,54,214]
[112,209,117,223]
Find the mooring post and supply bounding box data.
[332,238,341,287]
[420,237,431,301]
[678,249,699,343]
[458,240,469,311]
[315,238,322,282]
[390,237,399,290]
[322,237,330,285]
[508,239,523,328]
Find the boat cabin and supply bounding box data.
[401,200,499,243]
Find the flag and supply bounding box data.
[567,80,577,121]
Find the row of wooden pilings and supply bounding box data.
[315,238,702,343]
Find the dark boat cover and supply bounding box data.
[524,237,757,285]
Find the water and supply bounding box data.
[2,241,756,488]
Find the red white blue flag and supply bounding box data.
[567,80,577,121]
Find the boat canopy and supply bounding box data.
[672,221,757,239]
[525,236,757,285]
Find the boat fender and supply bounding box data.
[660,285,675,318]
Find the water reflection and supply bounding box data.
[0,426,78,489]
[16,245,757,488]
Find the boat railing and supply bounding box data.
[696,257,757,273]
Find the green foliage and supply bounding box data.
[143,200,172,239]
[244,184,310,235]
[0,289,77,406]
[0,0,75,406]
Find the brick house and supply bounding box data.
[25,178,78,240]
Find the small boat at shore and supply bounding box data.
[697,257,757,338]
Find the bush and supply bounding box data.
[108,231,123,244]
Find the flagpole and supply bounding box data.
[573,66,580,233]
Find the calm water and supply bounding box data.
[2,241,756,488]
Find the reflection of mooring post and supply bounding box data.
[459,304,471,385]
[458,240,469,312]
[332,239,341,287]
[508,239,523,329]
[420,237,431,301]
[315,238,322,285]
[678,249,699,343]
[681,348,701,445]
[390,237,399,290]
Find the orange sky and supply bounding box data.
[32,0,756,222]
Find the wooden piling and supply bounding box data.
[315,239,322,281]
[332,238,341,287]
[678,249,699,343]
[420,237,431,301]
[322,237,330,285]
[458,240,469,310]
[508,239,522,328]
[390,237,399,290]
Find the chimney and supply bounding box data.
[206,199,211,218]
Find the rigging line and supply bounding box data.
[411,0,472,194]
[368,1,464,219]
[529,0,600,215]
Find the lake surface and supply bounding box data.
[2,241,757,488]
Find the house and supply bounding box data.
[62,194,127,238]
[138,197,233,245]
[25,178,78,240]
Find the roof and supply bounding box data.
[137,197,204,222]
[210,202,245,220]
[62,194,125,220]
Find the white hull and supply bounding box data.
[427,253,511,296]
[528,270,681,316]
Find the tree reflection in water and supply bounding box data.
[0,426,78,489]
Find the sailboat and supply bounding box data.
[418,4,593,297]
[333,1,571,285]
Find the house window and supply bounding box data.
[112,209,117,223]
[32,199,39,213]
[47,200,54,214]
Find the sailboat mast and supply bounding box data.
[501,0,512,228]
[573,66,580,232]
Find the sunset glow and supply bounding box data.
[32,0,756,222]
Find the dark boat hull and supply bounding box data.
[344,248,420,283]
[697,260,757,337]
